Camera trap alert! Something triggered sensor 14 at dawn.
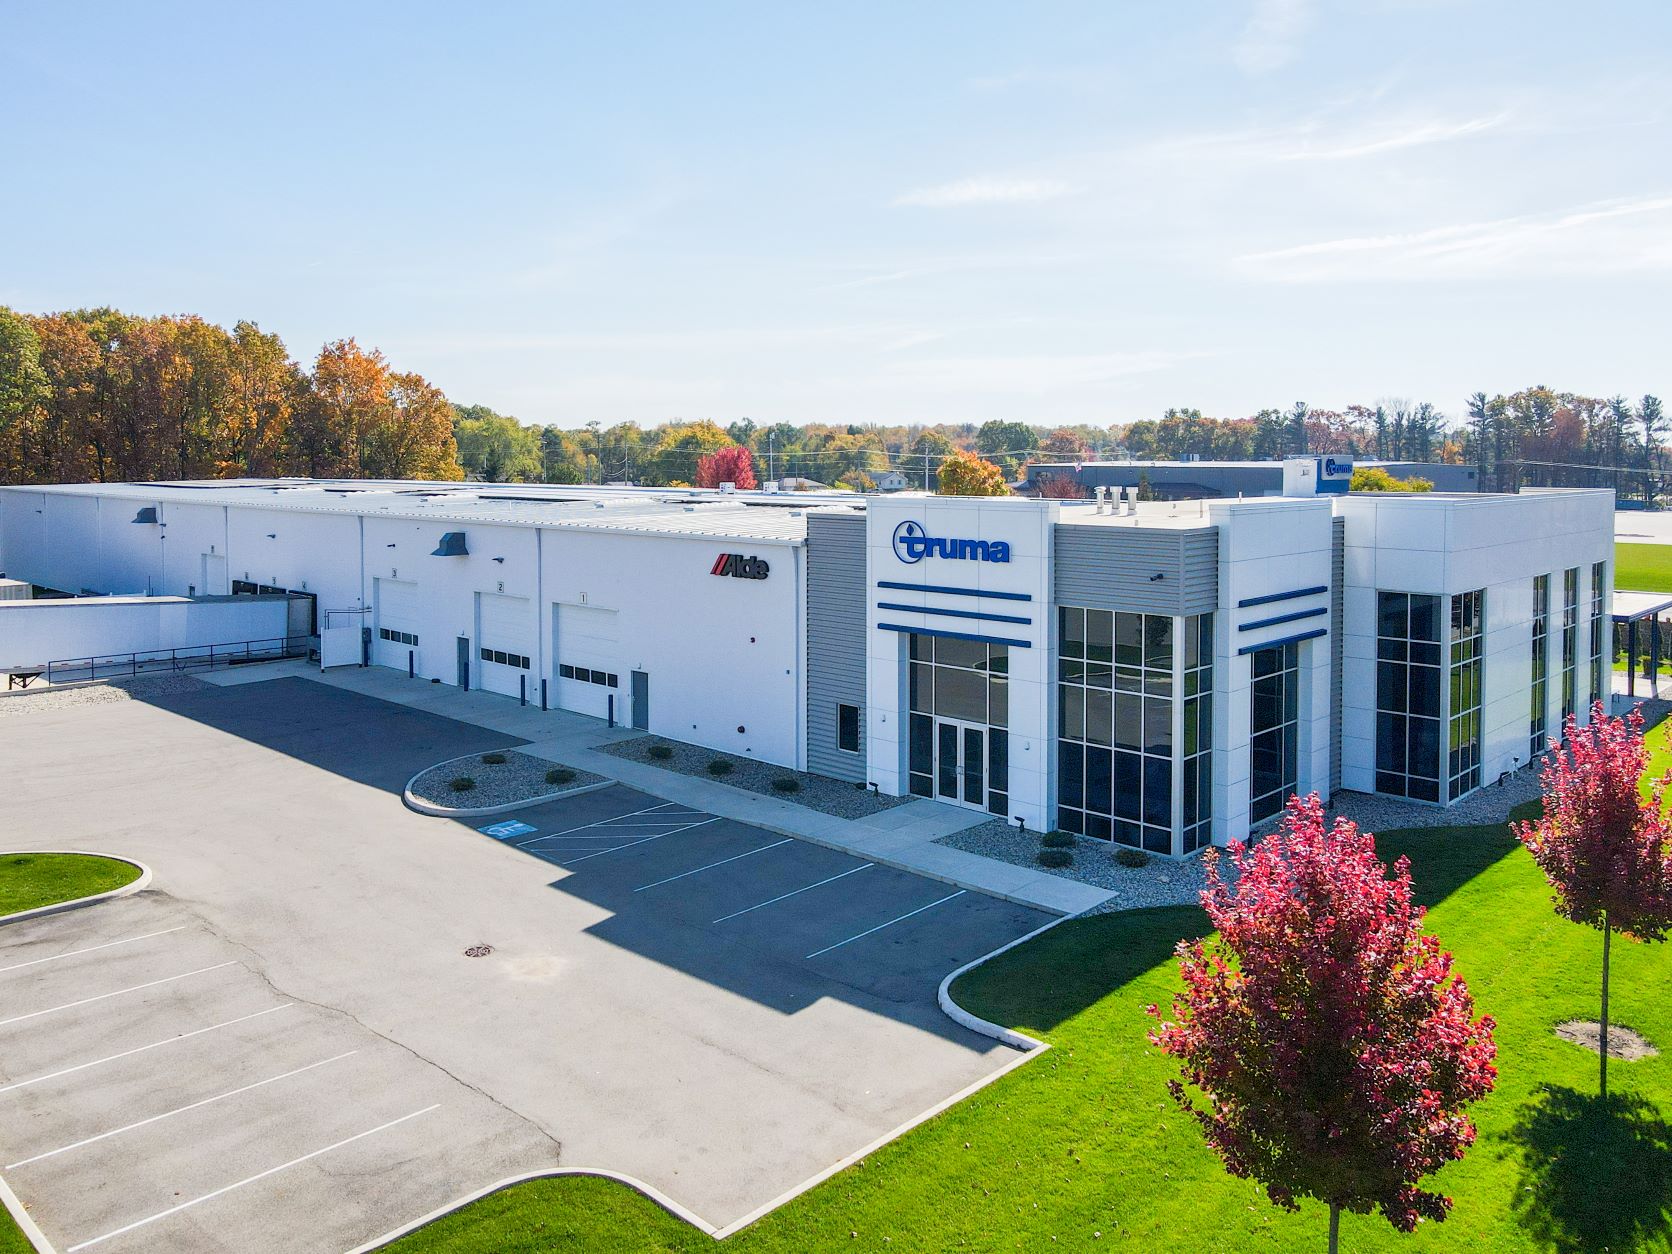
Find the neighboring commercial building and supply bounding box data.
[1024,456,1480,499]
[0,477,1611,854]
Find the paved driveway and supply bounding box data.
[0,677,1051,1251]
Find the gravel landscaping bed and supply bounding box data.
[0,673,210,717]
[937,820,1216,913]
[1329,768,1545,834]
[597,735,911,818]
[409,750,604,810]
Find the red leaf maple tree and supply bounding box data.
[1150,794,1497,1252]
[695,444,757,490]
[1513,701,1672,1099]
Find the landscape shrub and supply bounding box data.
[648,744,673,760]
[1038,847,1073,869]
[1115,847,1150,869]
[449,776,476,793]
[545,767,576,786]
[707,759,734,776]
[1042,830,1075,848]
[481,751,507,765]
[771,777,801,793]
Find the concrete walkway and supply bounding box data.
[198,660,1112,915]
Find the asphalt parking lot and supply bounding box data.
[0,677,1055,1249]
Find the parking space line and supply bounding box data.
[632,839,793,892]
[65,1104,441,1252]
[0,927,189,975]
[7,1050,359,1169]
[561,817,721,866]
[510,804,706,847]
[0,961,240,1029]
[805,891,967,960]
[0,1005,293,1097]
[712,864,874,923]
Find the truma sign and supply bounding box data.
[892,520,1011,565]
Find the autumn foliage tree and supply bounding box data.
[1150,795,1497,1252]
[1513,702,1672,1099]
[935,448,1009,496]
[695,443,757,489]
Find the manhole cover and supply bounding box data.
[464,944,494,958]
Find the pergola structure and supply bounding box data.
[1613,590,1672,700]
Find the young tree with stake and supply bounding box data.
[1513,702,1672,1099]
[1150,795,1496,1253]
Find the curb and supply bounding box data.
[0,851,153,927]
[346,1167,718,1252]
[0,1168,56,1254]
[401,753,614,818]
[936,910,1079,1050]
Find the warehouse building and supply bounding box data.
[1024,455,1480,499]
[0,477,1612,854]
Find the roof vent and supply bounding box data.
[431,531,469,557]
[132,507,159,524]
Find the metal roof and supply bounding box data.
[3,480,866,545]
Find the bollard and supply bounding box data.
[520,674,527,706]
[540,678,548,711]
[408,650,414,679]
[608,693,615,728]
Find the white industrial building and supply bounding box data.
[0,471,1614,854]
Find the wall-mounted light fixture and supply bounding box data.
[491,556,505,564]
[266,533,277,540]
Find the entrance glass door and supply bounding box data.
[933,717,987,811]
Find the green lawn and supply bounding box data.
[388,760,1672,1253]
[0,852,140,917]
[1617,542,1672,594]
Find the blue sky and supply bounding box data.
[4,1,1669,428]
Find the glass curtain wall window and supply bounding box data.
[1530,574,1549,759]
[906,634,1009,816]
[1056,607,1210,855]
[1589,561,1606,710]
[1248,641,1300,824]
[1561,568,1579,723]
[1376,592,1443,802]
[1448,590,1484,800]
[1181,617,1214,853]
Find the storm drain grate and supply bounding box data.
[464,945,494,958]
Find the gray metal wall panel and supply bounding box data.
[1330,516,1345,794]
[1053,524,1220,617]
[806,513,868,783]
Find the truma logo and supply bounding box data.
[892,520,1012,565]
[711,553,770,580]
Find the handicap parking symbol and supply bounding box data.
[480,819,537,839]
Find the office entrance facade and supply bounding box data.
[906,632,1011,816]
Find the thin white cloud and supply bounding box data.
[1235,194,1672,281]
[1277,111,1510,159]
[1234,0,1314,74]
[893,177,1074,208]
[1135,109,1510,166]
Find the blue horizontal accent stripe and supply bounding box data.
[877,622,1033,649]
[1236,627,1327,656]
[876,601,1032,625]
[875,580,1032,602]
[1238,605,1328,632]
[1237,584,1328,609]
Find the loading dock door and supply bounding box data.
[554,603,620,720]
[373,578,420,670]
[475,592,534,699]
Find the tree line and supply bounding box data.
[2,306,1664,500]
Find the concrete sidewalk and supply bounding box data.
[198,660,1112,915]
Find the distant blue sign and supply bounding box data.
[480,819,536,839]
[1317,456,1353,495]
[892,520,1012,565]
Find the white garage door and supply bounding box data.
[476,592,533,699]
[555,603,620,719]
[374,578,420,670]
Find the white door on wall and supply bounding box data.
[554,602,621,720]
[200,553,228,596]
[373,578,421,670]
[476,591,534,699]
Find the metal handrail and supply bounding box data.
[40,635,313,684]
